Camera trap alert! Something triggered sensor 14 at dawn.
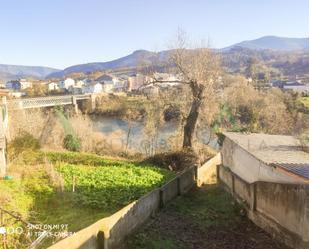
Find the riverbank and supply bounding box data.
[83,94,182,122]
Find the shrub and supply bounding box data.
[143,149,198,172]
[63,134,81,152]
[8,132,40,158]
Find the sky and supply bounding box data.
[0,0,309,69]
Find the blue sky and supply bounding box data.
[0,0,308,69]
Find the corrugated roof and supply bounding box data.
[273,163,309,180]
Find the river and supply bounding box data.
[90,116,218,154]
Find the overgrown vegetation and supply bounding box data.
[2,146,174,248]
[300,97,309,107]
[91,94,147,119]
[215,75,309,135]
[8,132,40,158]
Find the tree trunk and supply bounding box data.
[182,84,203,148]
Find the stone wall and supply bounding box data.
[218,164,309,249]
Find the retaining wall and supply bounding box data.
[218,164,309,249]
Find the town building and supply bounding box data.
[127,74,151,91]
[82,82,103,94]
[75,80,85,88]
[6,79,32,90]
[48,82,59,91]
[102,82,114,93]
[59,78,75,90]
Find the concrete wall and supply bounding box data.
[221,136,303,184]
[48,164,204,249]
[197,153,221,186]
[218,164,309,249]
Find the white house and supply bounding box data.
[59,78,75,90]
[48,82,59,91]
[75,80,85,88]
[102,82,114,93]
[5,79,32,90]
[113,77,127,92]
[82,82,103,94]
[19,79,32,89]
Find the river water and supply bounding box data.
[90,116,218,154]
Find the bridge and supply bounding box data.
[0,94,97,177]
[7,94,92,110]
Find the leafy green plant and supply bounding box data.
[56,162,174,209]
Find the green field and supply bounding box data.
[0,151,174,248]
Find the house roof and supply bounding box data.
[223,132,309,181]
[96,74,113,82]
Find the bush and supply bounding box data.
[8,132,40,158]
[143,149,198,172]
[63,134,81,152]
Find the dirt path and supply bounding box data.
[124,185,290,249]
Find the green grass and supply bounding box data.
[1,151,174,248]
[126,186,245,249]
[300,97,309,107]
[167,185,243,229]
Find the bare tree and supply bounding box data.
[146,31,221,148]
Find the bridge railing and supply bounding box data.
[7,94,91,110]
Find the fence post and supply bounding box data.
[90,94,96,111]
[72,96,78,114]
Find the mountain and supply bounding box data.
[224,36,309,51]
[45,36,309,79]
[0,64,60,82]
[47,50,170,78]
